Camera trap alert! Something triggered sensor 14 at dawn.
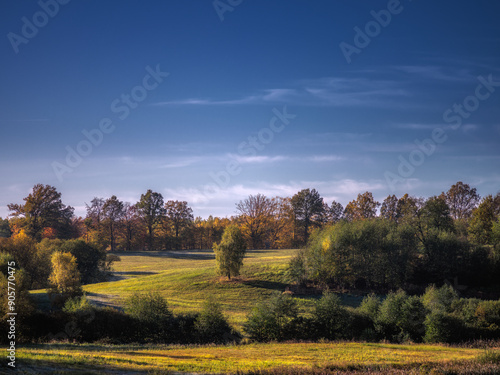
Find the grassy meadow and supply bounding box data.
[82,249,318,328]
[12,249,500,374]
[17,342,493,374]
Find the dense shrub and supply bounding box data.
[421,284,458,313]
[244,292,299,342]
[424,311,465,343]
[124,292,174,342]
[375,290,426,343]
[194,298,239,343]
[313,292,350,340]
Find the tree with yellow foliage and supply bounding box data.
[48,251,82,304]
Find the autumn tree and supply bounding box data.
[291,189,324,244]
[444,182,480,220]
[8,184,74,240]
[327,200,344,223]
[236,194,275,249]
[380,195,398,221]
[121,203,142,251]
[164,200,194,249]
[344,191,380,221]
[85,197,106,247]
[268,197,294,249]
[48,251,82,304]
[102,195,125,252]
[213,225,246,279]
[136,190,165,250]
[396,194,422,225]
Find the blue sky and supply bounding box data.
[1,0,500,219]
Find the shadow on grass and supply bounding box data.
[112,250,215,260]
[108,271,157,281]
[242,279,289,292]
[18,357,154,374]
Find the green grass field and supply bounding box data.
[13,249,500,374]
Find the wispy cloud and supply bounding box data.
[393,123,480,134]
[152,76,409,108]
[392,65,474,82]
[229,154,288,164]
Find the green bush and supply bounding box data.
[313,291,350,340]
[286,250,307,286]
[376,290,426,342]
[194,298,238,343]
[421,284,459,313]
[244,292,299,342]
[424,311,465,343]
[124,292,173,342]
[357,293,381,322]
[62,295,93,314]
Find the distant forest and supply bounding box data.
[2,182,498,252]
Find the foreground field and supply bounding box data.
[16,342,496,374]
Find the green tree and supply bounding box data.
[0,218,11,238]
[396,194,421,225]
[213,225,246,279]
[136,190,165,250]
[8,184,74,240]
[468,195,499,245]
[291,188,324,243]
[419,195,455,233]
[55,239,107,283]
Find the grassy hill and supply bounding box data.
[83,249,315,327]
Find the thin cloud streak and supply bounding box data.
[152,76,411,108]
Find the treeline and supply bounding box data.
[2,182,499,252]
[6,285,500,345]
